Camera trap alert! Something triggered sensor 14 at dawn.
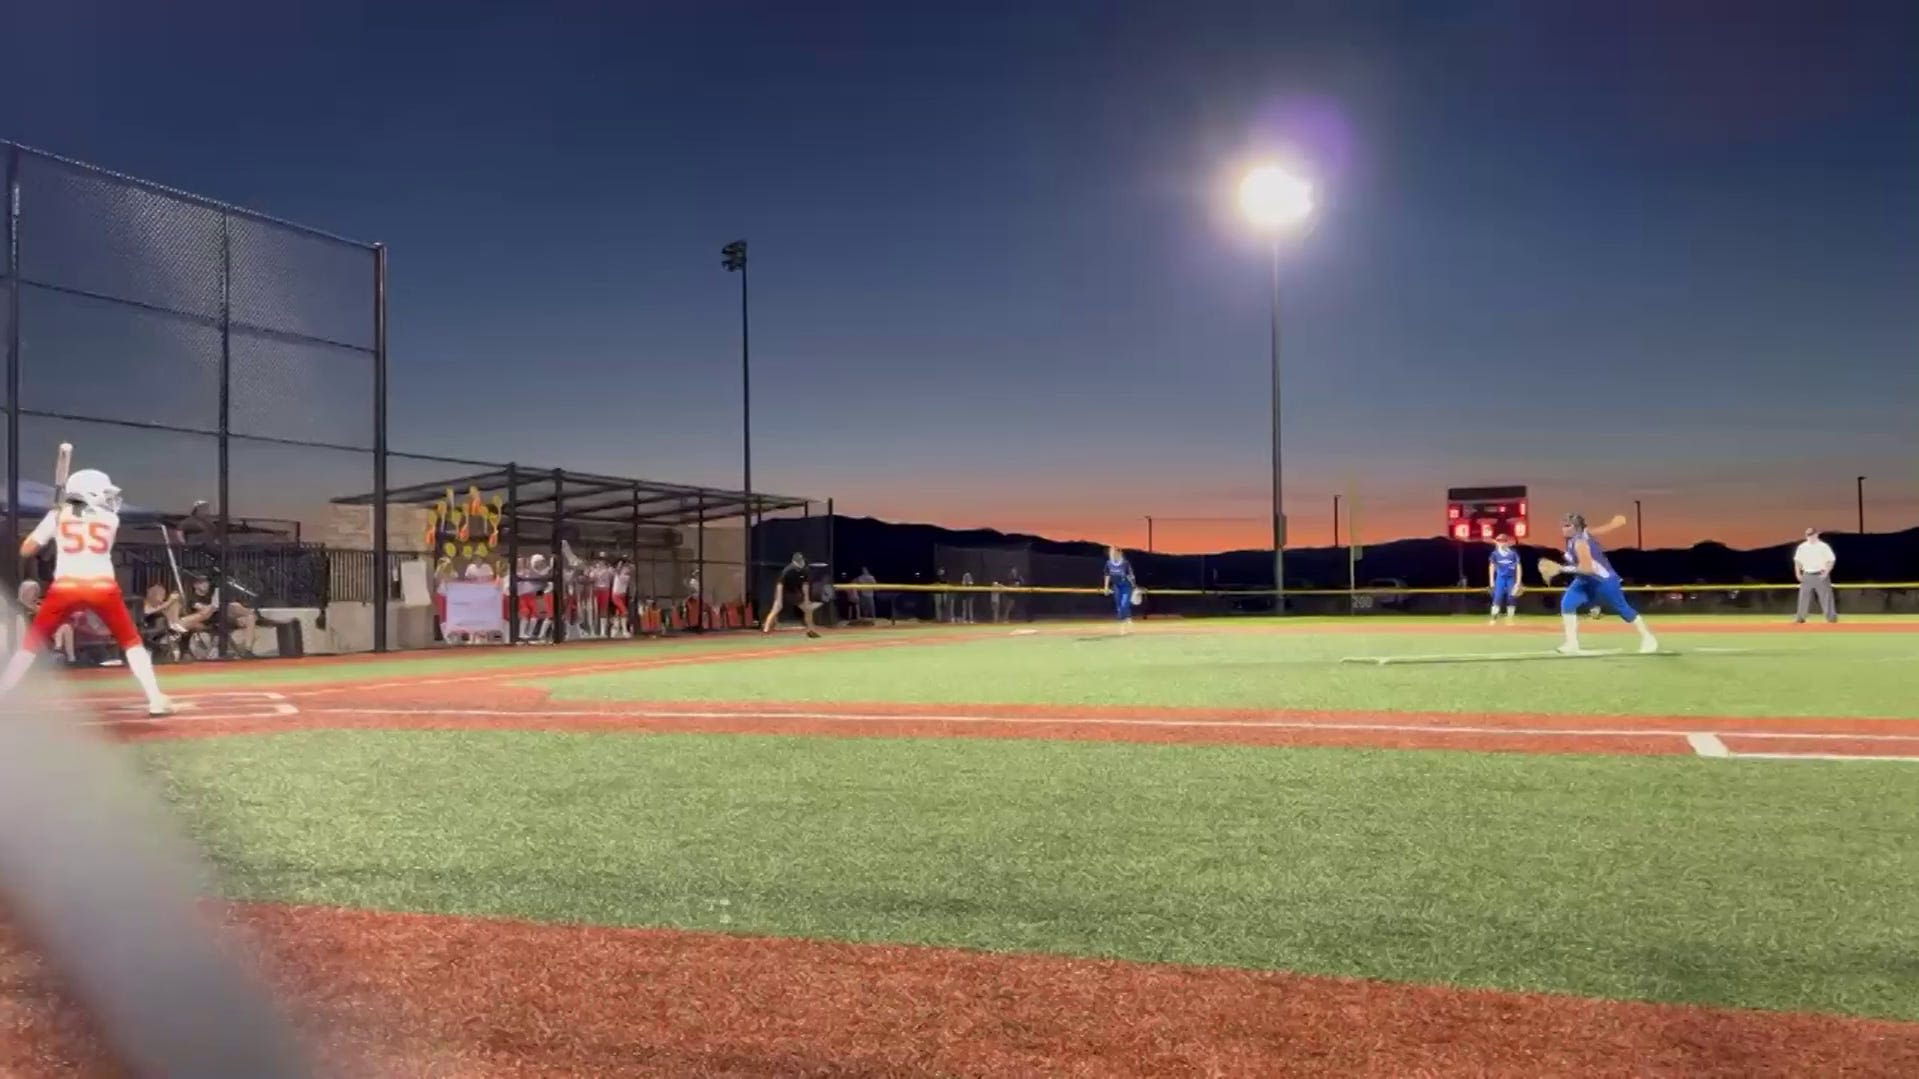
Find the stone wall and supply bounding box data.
[318,504,435,553]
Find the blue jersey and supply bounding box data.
[1564,532,1617,579]
[1105,558,1134,588]
[1490,547,1520,581]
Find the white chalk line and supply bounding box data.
[1724,752,1919,763]
[302,705,1919,746]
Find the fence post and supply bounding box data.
[752,504,764,623]
[825,498,835,627]
[630,483,641,593]
[629,485,645,631]
[549,469,565,644]
[4,143,20,641]
[505,462,519,645]
[371,243,389,653]
[695,493,705,632]
[215,212,232,659]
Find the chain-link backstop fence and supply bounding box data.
[2,143,387,662]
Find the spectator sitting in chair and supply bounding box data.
[222,593,262,656]
[140,583,188,662]
[17,580,77,666]
[176,577,220,657]
[178,575,261,658]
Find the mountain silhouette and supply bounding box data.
[765,516,1918,590]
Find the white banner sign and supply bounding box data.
[440,581,506,637]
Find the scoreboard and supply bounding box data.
[1446,485,1528,543]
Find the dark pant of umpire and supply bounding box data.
[1795,572,1837,623]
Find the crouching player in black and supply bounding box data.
[761,552,822,639]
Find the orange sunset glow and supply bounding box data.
[846,476,1919,557]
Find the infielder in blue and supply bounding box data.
[1488,533,1522,624]
[1101,546,1136,636]
[1547,513,1659,655]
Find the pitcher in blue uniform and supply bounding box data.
[1548,513,1658,655]
[1488,533,1523,625]
[1101,546,1136,636]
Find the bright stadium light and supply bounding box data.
[1238,164,1314,232]
[1236,160,1316,614]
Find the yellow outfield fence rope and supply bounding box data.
[835,581,1919,598]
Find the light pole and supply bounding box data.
[1145,516,1154,553]
[722,240,752,606]
[1238,164,1314,612]
[1633,499,1643,550]
[1856,476,1866,534]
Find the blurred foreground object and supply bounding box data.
[0,645,311,1078]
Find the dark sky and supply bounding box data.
[4,0,1915,551]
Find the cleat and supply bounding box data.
[806,630,821,639]
[1555,643,1582,656]
[1639,638,1661,654]
[146,697,174,718]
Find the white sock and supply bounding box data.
[124,645,165,705]
[1560,613,1581,648]
[1633,618,1655,641]
[0,647,38,694]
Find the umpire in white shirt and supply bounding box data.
[1792,528,1838,623]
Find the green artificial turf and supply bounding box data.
[143,728,1919,1019]
[538,625,1919,718]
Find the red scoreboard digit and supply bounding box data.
[1445,485,1528,543]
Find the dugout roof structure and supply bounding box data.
[331,465,813,531]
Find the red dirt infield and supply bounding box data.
[4,903,1915,1077]
[85,684,1919,760]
